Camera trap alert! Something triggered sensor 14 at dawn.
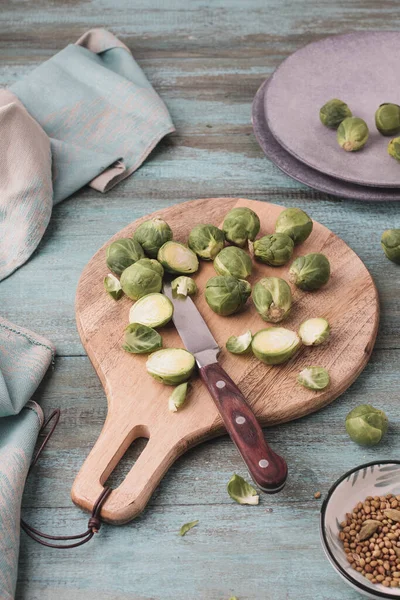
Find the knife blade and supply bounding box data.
[163,281,288,493]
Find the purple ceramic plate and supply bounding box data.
[252,79,400,201]
[265,32,400,188]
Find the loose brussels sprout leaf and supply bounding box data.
[171,276,197,297]
[251,327,301,365]
[106,238,145,276]
[275,208,313,245]
[214,246,253,280]
[253,233,294,266]
[120,258,164,300]
[188,224,225,260]
[103,273,123,300]
[158,241,199,275]
[319,98,352,129]
[226,330,252,354]
[337,117,369,152]
[289,253,330,291]
[381,229,400,264]
[298,318,330,346]
[345,404,388,446]
[129,293,173,328]
[146,348,195,385]
[297,366,330,391]
[122,323,162,354]
[205,276,251,316]
[133,217,173,258]
[252,277,292,323]
[222,207,260,247]
[227,474,259,505]
[179,520,199,537]
[168,382,189,412]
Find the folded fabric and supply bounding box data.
[0,27,175,281]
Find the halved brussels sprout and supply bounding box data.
[168,382,189,412]
[158,241,199,275]
[227,474,259,505]
[253,233,294,266]
[106,238,145,276]
[214,246,253,279]
[129,293,173,328]
[275,208,313,245]
[188,224,225,260]
[222,207,260,247]
[289,253,330,291]
[104,273,123,300]
[297,366,330,391]
[251,327,301,365]
[226,330,253,355]
[171,276,197,297]
[120,258,164,300]
[205,276,251,316]
[298,318,330,346]
[146,348,195,385]
[122,323,162,354]
[133,217,173,258]
[252,277,292,323]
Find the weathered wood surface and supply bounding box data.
[0,0,399,598]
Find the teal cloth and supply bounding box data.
[0,28,174,599]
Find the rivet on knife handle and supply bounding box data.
[199,362,288,493]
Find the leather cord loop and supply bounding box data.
[21,409,112,549]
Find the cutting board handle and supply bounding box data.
[71,411,184,524]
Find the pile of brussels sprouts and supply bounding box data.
[104,207,333,411]
[320,98,400,158]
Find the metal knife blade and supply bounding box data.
[163,281,220,366]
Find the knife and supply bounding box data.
[163,281,288,493]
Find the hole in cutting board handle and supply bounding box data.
[101,425,149,490]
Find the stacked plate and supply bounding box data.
[252,32,400,201]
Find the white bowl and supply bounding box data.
[320,461,400,599]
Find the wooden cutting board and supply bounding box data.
[72,197,379,524]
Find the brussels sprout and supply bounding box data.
[188,224,225,260]
[298,318,330,346]
[375,103,400,136]
[122,323,162,354]
[158,241,199,275]
[222,207,260,247]
[129,293,173,328]
[227,474,259,505]
[171,276,198,297]
[289,253,330,291]
[106,238,145,276]
[252,277,292,323]
[345,404,388,446]
[120,258,164,300]
[297,366,330,391]
[251,327,301,365]
[319,99,352,129]
[388,137,400,161]
[168,382,189,412]
[133,218,173,258]
[253,233,294,266]
[205,276,251,316]
[381,229,400,264]
[226,330,252,354]
[337,117,369,152]
[103,273,123,300]
[146,348,195,385]
[179,520,199,537]
[214,246,253,280]
[275,208,313,245]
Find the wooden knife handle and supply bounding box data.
[199,362,288,493]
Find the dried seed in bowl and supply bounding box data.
[339,494,400,587]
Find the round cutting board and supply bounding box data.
[266,32,400,188]
[252,79,400,201]
[72,198,379,524]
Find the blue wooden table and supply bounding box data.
[1,2,400,599]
